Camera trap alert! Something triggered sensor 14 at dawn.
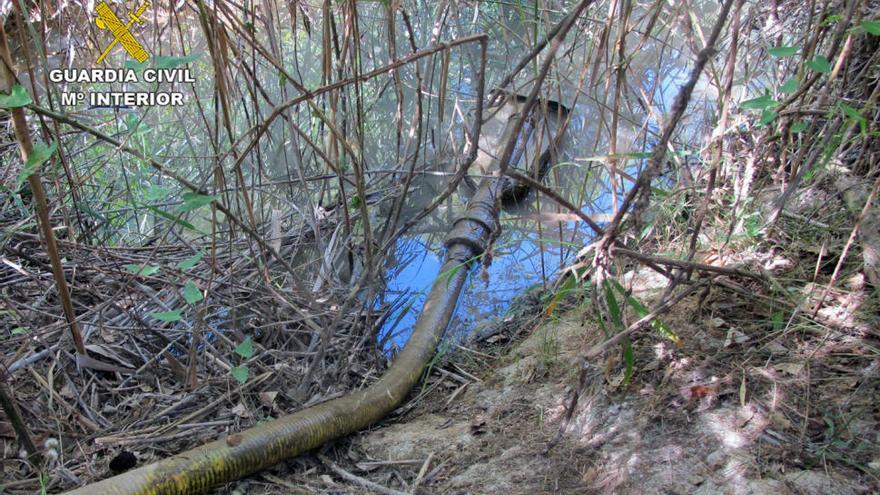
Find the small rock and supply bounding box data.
[769,411,792,430]
[258,391,278,409]
[688,473,706,485]
[746,479,791,495]
[783,470,859,495]
[704,449,726,470]
[231,403,251,418]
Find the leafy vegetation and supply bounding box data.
[1,0,878,492]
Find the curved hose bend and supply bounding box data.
[64,180,502,495]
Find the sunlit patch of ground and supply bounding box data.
[263,276,878,494]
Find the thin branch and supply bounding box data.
[610,247,766,281]
[0,24,87,357]
[318,454,409,495]
[584,282,706,359]
[598,0,737,246]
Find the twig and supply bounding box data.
[598,0,736,246]
[584,282,706,359]
[0,380,41,465]
[318,454,410,495]
[27,367,100,432]
[503,169,605,235]
[411,452,434,495]
[810,174,880,316]
[610,247,765,281]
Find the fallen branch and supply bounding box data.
[318,454,409,495]
[610,247,766,281]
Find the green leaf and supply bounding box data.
[145,184,173,202]
[741,94,778,110]
[768,45,798,57]
[583,151,653,162]
[27,141,58,169]
[150,310,183,322]
[771,311,784,332]
[234,337,254,359]
[15,141,57,191]
[179,192,218,212]
[0,84,33,108]
[822,14,841,27]
[603,281,623,330]
[759,109,778,126]
[779,78,798,94]
[600,279,641,385]
[609,279,679,344]
[178,250,205,270]
[673,149,698,158]
[231,365,250,384]
[140,204,200,232]
[806,55,831,74]
[841,103,867,134]
[441,262,466,288]
[627,151,653,159]
[545,275,577,316]
[11,326,29,336]
[862,20,880,36]
[153,53,201,69]
[841,103,865,122]
[790,121,809,133]
[124,263,160,276]
[182,280,204,305]
[622,338,634,385]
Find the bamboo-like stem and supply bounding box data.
[607,0,632,216]
[0,24,87,357]
[684,0,745,266]
[810,175,880,316]
[0,380,41,465]
[494,0,596,177]
[597,0,736,248]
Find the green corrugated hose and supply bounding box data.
[64,180,502,495]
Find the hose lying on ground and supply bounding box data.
[64,179,504,495]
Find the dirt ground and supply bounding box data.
[302,276,879,495]
[5,177,878,495]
